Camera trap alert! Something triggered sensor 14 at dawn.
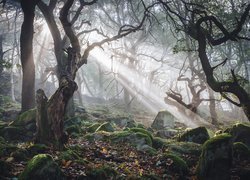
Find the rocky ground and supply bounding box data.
[0,96,250,179]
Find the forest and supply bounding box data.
[0,0,250,179]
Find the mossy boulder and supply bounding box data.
[151,110,175,130]
[65,125,81,135]
[178,127,210,144]
[10,108,36,127]
[87,123,101,133]
[27,144,48,156]
[152,137,167,149]
[225,123,250,147]
[233,142,250,160]
[111,131,152,150]
[85,131,111,142]
[59,149,80,161]
[95,122,115,132]
[156,128,178,139]
[2,126,25,141]
[129,128,153,141]
[196,133,232,180]
[64,116,82,128]
[85,165,118,180]
[11,148,28,161]
[0,137,18,156]
[161,153,188,176]
[19,154,64,180]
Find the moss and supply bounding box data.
[19,154,63,180]
[152,137,167,149]
[95,122,114,132]
[11,108,36,126]
[196,133,232,179]
[165,141,201,156]
[137,123,146,129]
[65,125,80,135]
[85,131,111,142]
[233,142,250,160]
[59,149,80,161]
[27,144,48,156]
[163,153,188,176]
[87,123,101,133]
[129,128,153,141]
[178,126,210,144]
[86,165,118,180]
[11,148,28,161]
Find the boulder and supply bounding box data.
[108,117,135,128]
[10,108,36,127]
[11,148,28,161]
[196,133,232,180]
[160,153,188,176]
[27,144,48,156]
[156,128,178,139]
[224,123,250,147]
[95,122,115,132]
[178,127,210,144]
[19,154,64,180]
[2,126,25,141]
[151,110,175,130]
[87,123,101,133]
[233,142,250,160]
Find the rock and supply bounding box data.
[85,165,118,180]
[161,153,188,176]
[59,149,80,161]
[178,127,210,144]
[111,131,152,150]
[109,117,135,128]
[2,126,25,141]
[196,133,232,180]
[11,148,28,161]
[152,137,167,149]
[95,122,114,132]
[129,128,153,141]
[10,108,36,127]
[27,144,48,156]
[65,125,80,135]
[64,116,82,128]
[87,123,101,133]
[233,142,250,160]
[156,128,178,139]
[85,131,111,142]
[0,137,18,156]
[19,154,64,180]
[224,123,250,147]
[151,110,175,130]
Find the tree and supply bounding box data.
[34,0,151,149]
[20,0,39,112]
[157,0,250,120]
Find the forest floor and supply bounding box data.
[0,97,250,179]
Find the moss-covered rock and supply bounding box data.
[233,142,250,160]
[225,123,250,147]
[85,165,118,180]
[152,137,167,149]
[59,149,80,161]
[156,129,178,139]
[87,123,101,133]
[85,131,111,142]
[196,133,232,180]
[65,125,80,135]
[111,131,152,150]
[129,128,153,141]
[2,126,25,141]
[0,137,18,156]
[11,148,28,161]
[27,144,48,156]
[10,108,36,127]
[161,153,188,176]
[64,116,82,128]
[95,122,115,132]
[178,127,210,144]
[19,154,64,180]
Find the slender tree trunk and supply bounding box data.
[20,0,38,112]
[208,87,218,125]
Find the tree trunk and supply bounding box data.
[20,0,38,112]
[208,88,218,125]
[36,76,77,149]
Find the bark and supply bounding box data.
[20,0,38,112]
[208,88,218,125]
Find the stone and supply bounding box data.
[95,122,115,132]
[19,154,64,180]
[151,110,175,130]
[156,129,178,139]
[87,123,101,133]
[10,108,36,127]
[152,137,167,149]
[196,133,232,180]
[27,144,48,156]
[178,127,210,144]
[233,142,250,160]
[2,126,25,141]
[224,123,250,147]
[11,148,28,161]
